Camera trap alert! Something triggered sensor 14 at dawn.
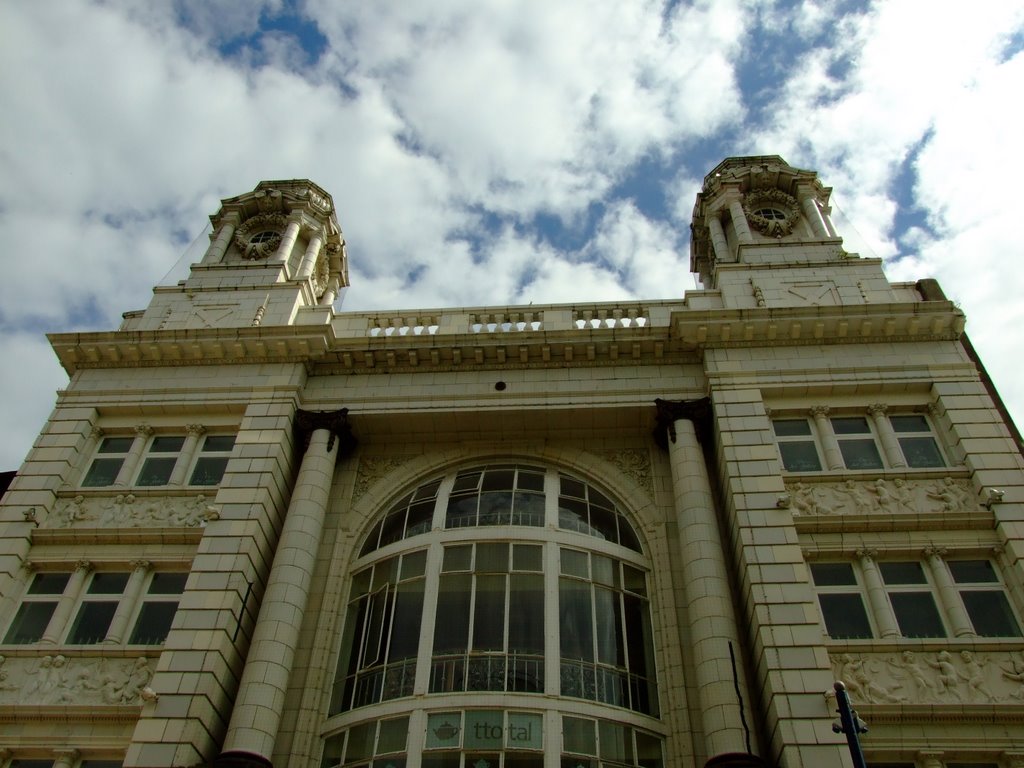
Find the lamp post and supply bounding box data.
[832,680,868,768]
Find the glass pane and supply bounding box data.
[512,492,545,525]
[478,491,513,525]
[29,572,71,594]
[773,419,812,437]
[346,721,376,762]
[465,710,503,748]
[961,591,1022,636]
[482,469,515,492]
[82,457,124,486]
[379,510,407,548]
[3,601,57,643]
[818,594,872,639]
[442,546,472,572]
[778,442,822,472]
[472,574,506,651]
[426,713,463,749]
[598,721,632,764]
[189,456,229,485]
[617,516,643,553]
[377,716,410,753]
[562,716,596,755]
[507,712,543,749]
[560,578,594,660]
[831,417,871,434]
[433,573,471,654]
[810,563,857,586]
[879,562,927,585]
[452,471,482,493]
[512,544,543,572]
[899,436,944,468]
[509,573,545,654]
[406,500,434,537]
[149,572,188,594]
[838,439,883,470]
[889,592,947,638]
[558,498,589,532]
[414,479,441,501]
[89,572,129,594]
[477,543,509,573]
[560,477,586,499]
[889,415,930,432]
[422,753,461,768]
[588,504,618,543]
[136,456,177,486]
[400,550,426,580]
[591,556,617,587]
[388,580,425,660]
[203,434,236,451]
[98,437,134,453]
[635,731,663,768]
[67,600,119,643]
[517,470,545,492]
[560,549,588,578]
[623,565,647,596]
[129,600,179,644]
[150,436,185,452]
[446,495,478,528]
[949,560,999,583]
[594,587,624,666]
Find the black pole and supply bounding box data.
[832,680,868,768]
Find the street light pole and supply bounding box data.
[832,680,868,768]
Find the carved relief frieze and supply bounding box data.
[600,449,653,494]
[352,457,415,503]
[786,477,979,517]
[48,494,217,529]
[831,649,1024,705]
[0,654,153,706]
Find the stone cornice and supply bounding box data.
[48,299,964,376]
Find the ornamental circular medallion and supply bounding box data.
[742,189,800,237]
[234,213,287,260]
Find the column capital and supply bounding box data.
[131,559,152,571]
[135,423,154,438]
[294,408,356,454]
[186,424,207,437]
[867,403,888,416]
[89,425,105,440]
[653,397,712,449]
[924,546,947,559]
[809,405,830,418]
[74,559,94,574]
[855,548,878,562]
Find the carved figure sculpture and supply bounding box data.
[927,477,973,512]
[1001,650,1024,700]
[869,479,900,515]
[839,654,905,703]
[790,482,834,516]
[926,651,962,701]
[842,480,876,514]
[959,651,994,701]
[891,478,915,512]
[898,650,934,696]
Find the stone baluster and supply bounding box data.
[104,560,151,644]
[923,548,975,637]
[706,213,730,262]
[202,213,241,265]
[40,561,92,644]
[115,424,153,487]
[856,549,900,638]
[169,424,206,487]
[727,197,753,244]
[218,409,354,768]
[273,214,302,264]
[867,404,905,468]
[655,398,757,764]
[809,406,844,470]
[296,229,324,280]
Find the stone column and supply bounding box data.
[168,424,206,487]
[296,229,324,280]
[923,548,975,637]
[796,188,828,238]
[52,750,79,768]
[104,560,151,644]
[856,549,899,638]
[202,214,240,265]
[74,424,105,479]
[218,409,354,768]
[655,398,757,765]
[319,275,341,307]
[867,404,905,468]
[809,407,844,470]
[0,561,36,627]
[115,424,152,487]
[40,560,92,644]
[727,198,753,244]
[706,214,730,263]
[273,215,302,264]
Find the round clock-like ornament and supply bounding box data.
[234,213,287,260]
[743,189,800,237]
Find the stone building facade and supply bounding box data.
[1,157,1022,768]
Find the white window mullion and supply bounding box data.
[544,542,560,696]
[413,541,445,695]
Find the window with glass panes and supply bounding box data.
[128,572,187,644]
[948,560,1022,637]
[329,462,659,734]
[3,572,71,644]
[80,432,235,488]
[67,571,130,644]
[809,562,873,639]
[878,561,946,638]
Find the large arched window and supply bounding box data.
[326,462,663,768]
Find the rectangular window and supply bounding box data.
[878,561,946,638]
[889,414,945,467]
[189,434,235,486]
[66,571,130,644]
[831,417,884,470]
[136,436,186,486]
[948,560,1022,637]
[128,572,187,644]
[81,436,134,486]
[3,572,70,644]
[809,563,872,639]
[773,412,944,472]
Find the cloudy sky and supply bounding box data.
[1,0,1023,469]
